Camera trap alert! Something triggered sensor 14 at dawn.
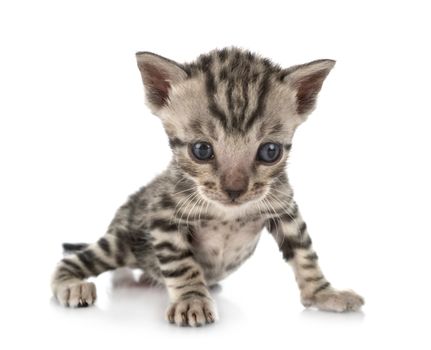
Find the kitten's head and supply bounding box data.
[136,48,334,208]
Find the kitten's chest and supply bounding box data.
[190,218,265,284]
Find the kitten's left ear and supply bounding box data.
[282,59,335,116]
[136,52,188,112]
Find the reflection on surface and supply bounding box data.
[300,308,365,323]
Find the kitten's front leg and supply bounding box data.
[266,203,364,312]
[152,227,217,327]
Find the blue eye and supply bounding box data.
[191,142,214,161]
[257,143,281,163]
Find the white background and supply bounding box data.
[1,0,430,349]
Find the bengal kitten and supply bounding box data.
[51,48,364,326]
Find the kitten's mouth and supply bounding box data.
[199,188,268,208]
[223,199,243,206]
[210,196,246,207]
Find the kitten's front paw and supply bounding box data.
[54,281,97,308]
[302,288,364,312]
[166,297,217,327]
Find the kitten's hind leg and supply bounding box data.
[51,234,136,307]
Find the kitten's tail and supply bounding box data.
[62,242,89,255]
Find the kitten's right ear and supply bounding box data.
[282,59,335,116]
[136,52,188,112]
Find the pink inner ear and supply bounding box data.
[142,63,171,107]
[296,71,328,115]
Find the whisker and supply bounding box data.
[266,192,302,243]
[197,197,206,223]
[268,185,294,200]
[176,192,200,236]
[172,191,199,225]
[267,191,296,214]
[255,198,264,219]
[169,190,197,224]
[171,186,197,196]
[262,197,284,247]
[186,194,202,229]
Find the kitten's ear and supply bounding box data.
[282,59,335,116]
[136,52,188,111]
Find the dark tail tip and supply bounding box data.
[62,242,89,253]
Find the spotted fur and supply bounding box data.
[51,47,363,326]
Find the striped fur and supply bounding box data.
[51,48,363,327]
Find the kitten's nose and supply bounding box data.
[225,189,245,201]
[220,170,249,202]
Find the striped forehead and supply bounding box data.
[183,48,283,135]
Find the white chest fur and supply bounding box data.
[190,217,265,285]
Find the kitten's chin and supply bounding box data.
[199,189,268,215]
[212,200,253,216]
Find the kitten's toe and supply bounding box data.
[166,297,217,327]
[55,281,97,308]
[303,288,364,312]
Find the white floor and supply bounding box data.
[5,232,430,349]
